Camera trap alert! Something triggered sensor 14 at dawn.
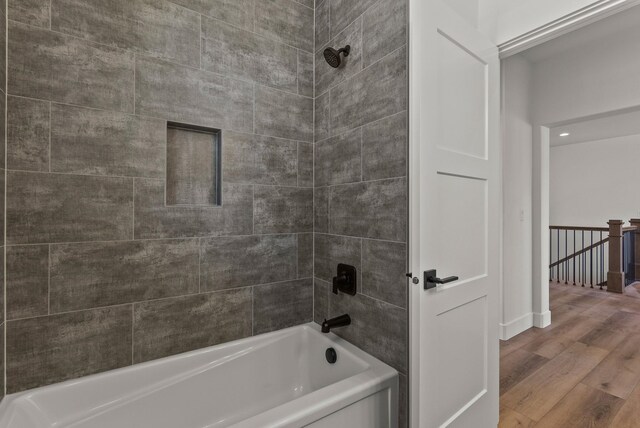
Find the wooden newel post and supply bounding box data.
[607,220,625,294]
[629,219,640,282]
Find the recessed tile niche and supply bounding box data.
[166,122,221,206]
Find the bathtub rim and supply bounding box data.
[230,323,399,427]
[0,322,399,428]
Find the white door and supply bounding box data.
[409,0,500,427]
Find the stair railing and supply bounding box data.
[549,225,609,289]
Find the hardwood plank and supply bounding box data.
[498,405,535,428]
[500,348,549,395]
[500,328,543,357]
[547,303,589,329]
[535,383,623,428]
[615,296,640,314]
[610,380,640,427]
[565,293,608,308]
[582,333,640,399]
[501,342,609,421]
[594,296,640,315]
[550,314,603,341]
[525,335,575,359]
[582,300,623,318]
[603,311,640,334]
[523,314,600,359]
[579,323,629,351]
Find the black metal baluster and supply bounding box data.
[557,229,560,283]
[549,229,554,282]
[565,230,568,284]
[600,231,604,289]
[573,230,576,285]
[596,240,599,288]
[589,230,593,288]
[623,233,626,288]
[582,231,585,286]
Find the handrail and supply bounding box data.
[549,225,608,232]
[549,237,609,269]
[549,221,639,292]
[549,225,608,288]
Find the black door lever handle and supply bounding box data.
[424,269,459,290]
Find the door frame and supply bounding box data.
[408,1,640,426]
[498,0,640,58]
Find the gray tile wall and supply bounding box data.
[0,0,5,401]
[313,0,408,425]
[3,1,410,425]
[5,0,314,394]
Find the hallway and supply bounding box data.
[500,282,640,427]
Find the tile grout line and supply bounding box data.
[297,142,300,188]
[286,105,410,146]
[6,232,315,248]
[6,92,317,143]
[47,244,51,315]
[296,50,300,96]
[178,0,313,54]
[315,42,406,99]
[251,286,254,336]
[315,231,407,245]
[3,0,7,396]
[360,127,363,181]
[48,101,52,172]
[132,179,135,239]
[3,168,318,189]
[10,19,313,102]
[198,14,202,70]
[313,276,406,311]
[291,0,314,11]
[130,304,134,364]
[360,10,365,67]
[132,54,136,114]
[312,0,316,323]
[360,238,363,295]
[6,278,315,324]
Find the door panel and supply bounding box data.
[409,0,500,426]
[436,32,488,159]
[434,296,488,425]
[435,173,487,281]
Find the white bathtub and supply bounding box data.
[0,323,398,428]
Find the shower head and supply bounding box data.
[323,45,351,68]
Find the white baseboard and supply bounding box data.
[533,310,552,329]
[500,312,534,340]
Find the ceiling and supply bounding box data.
[550,107,640,147]
[526,4,640,146]
[521,4,640,63]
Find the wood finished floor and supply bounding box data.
[500,282,640,427]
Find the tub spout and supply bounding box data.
[321,314,351,333]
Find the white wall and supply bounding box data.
[550,134,640,226]
[501,55,534,339]
[531,28,640,125]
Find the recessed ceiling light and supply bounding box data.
[559,132,570,137]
